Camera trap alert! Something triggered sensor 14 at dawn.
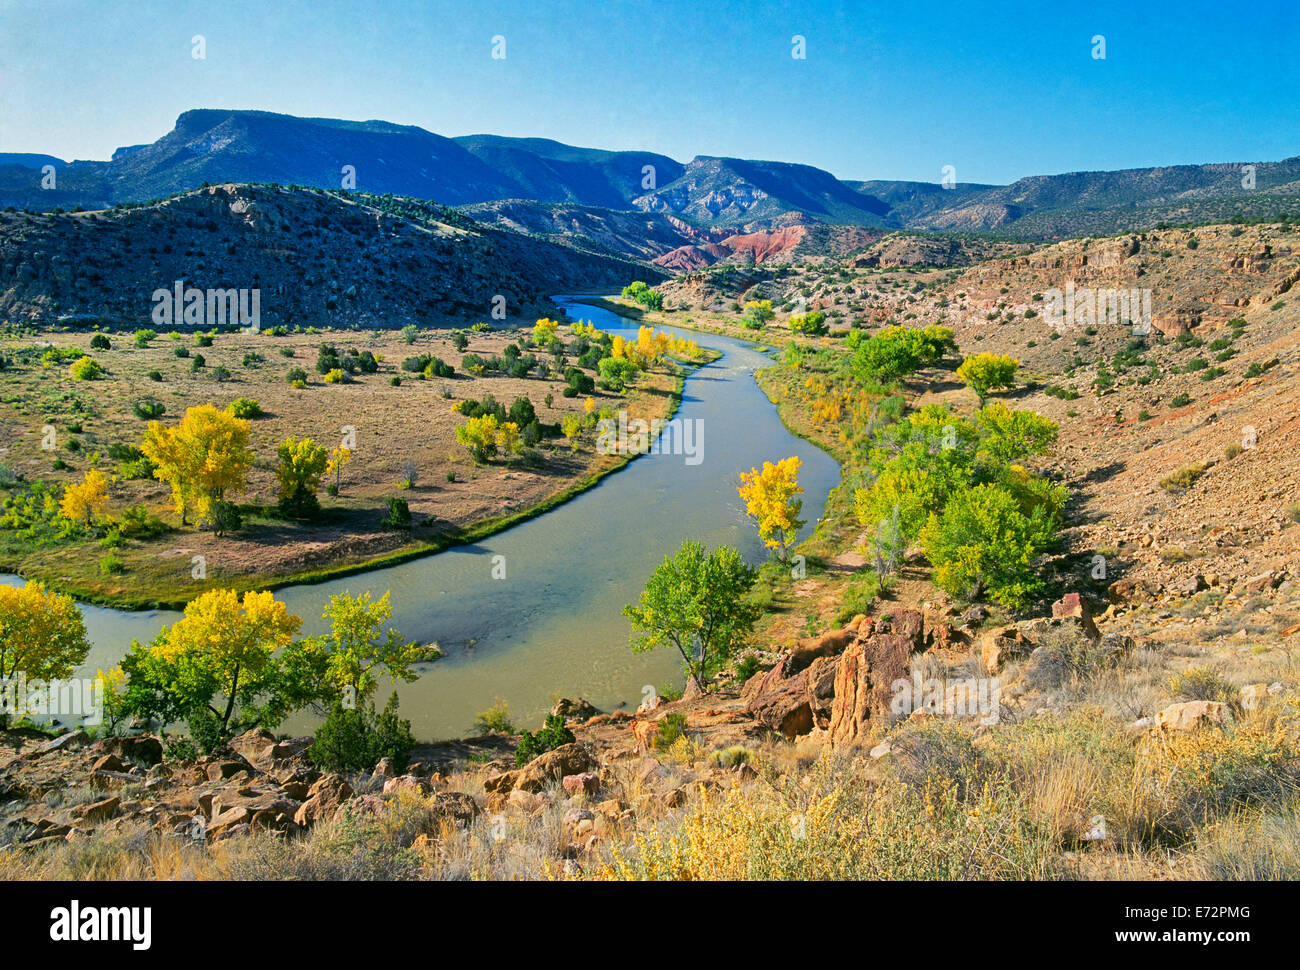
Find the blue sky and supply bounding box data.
[1,0,1296,184]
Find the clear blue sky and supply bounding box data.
[2,0,1296,185]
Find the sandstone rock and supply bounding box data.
[805,655,839,729]
[36,730,89,755]
[95,736,163,766]
[91,754,126,774]
[429,791,479,825]
[562,772,599,796]
[551,697,600,721]
[490,743,597,795]
[1051,593,1099,640]
[1169,574,1207,598]
[1107,577,1159,604]
[1243,571,1280,593]
[292,773,354,827]
[636,758,670,789]
[827,620,920,748]
[660,788,686,809]
[743,655,814,739]
[207,805,253,837]
[228,727,278,765]
[979,625,1032,672]
[372,757,397,780]
[1239,683,1270,711]
[76,796,120,824]
[383,774,431,797]
[508,788,542,813]
[1154,700,1232,733]
[205,759,251,782]
[631,719,659,754]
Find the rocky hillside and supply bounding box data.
[0,183,662,328]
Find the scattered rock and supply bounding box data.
[1051,593,1100,640]
[1154,700,1232,733]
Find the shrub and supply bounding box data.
[68,356,103,380]
[513,713,574,766]
[99,553,125,575]
[90,333,111,350]
[957,353,1018,406]
[227,397,263,419]
[921,482,1061,610]
[473,699,515,736]
[147,370,163,382]
[190,354,205,371]
[310,692,416,774]
[381,497,411,529]
[133,398,166,420]
[323,368,345,384]
[286,367,308,384]
[1159,464,1205,492]
[174,345,189,358]
[133,329,157,348]
[1168,665,1236,703]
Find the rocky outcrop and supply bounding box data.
[827,610,925,748]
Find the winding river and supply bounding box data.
[3,299,840,740]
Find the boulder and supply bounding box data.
[1154,700,1232,733]
[76,796,120,824]
[979,625,1032,672]
[486,743,596,795]
[429,791,480,825]
[1168,574,1207,598]
[292,773,354,827]
[562,772,600,796]
[1107,577,1159,604]
[95,736,164,766]
[551,697,600,721]
[204,758,252,782]
[1051,593,1100,640]
[1243,571,1280,594]
[382,775,431,797]
[91,754,127,774]
[631,719,659,754]
[36,730,89,755]
[228,727,278,765]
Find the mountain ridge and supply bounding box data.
[2,108,1297,241]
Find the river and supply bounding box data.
[2,298,840,740]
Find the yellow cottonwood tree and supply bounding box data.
[149,588,302,735]
[326,445,352,493]
[59,468,109,526]
[737,456,805,560]
[141,404,253,527]
[0,581,91,688]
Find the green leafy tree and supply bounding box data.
[920,483,1060,610]
[975,402,1058,463]
[957,353,1019,406]
[305,590,433,706]
[623,541,760,691]
[275,436,330,519]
